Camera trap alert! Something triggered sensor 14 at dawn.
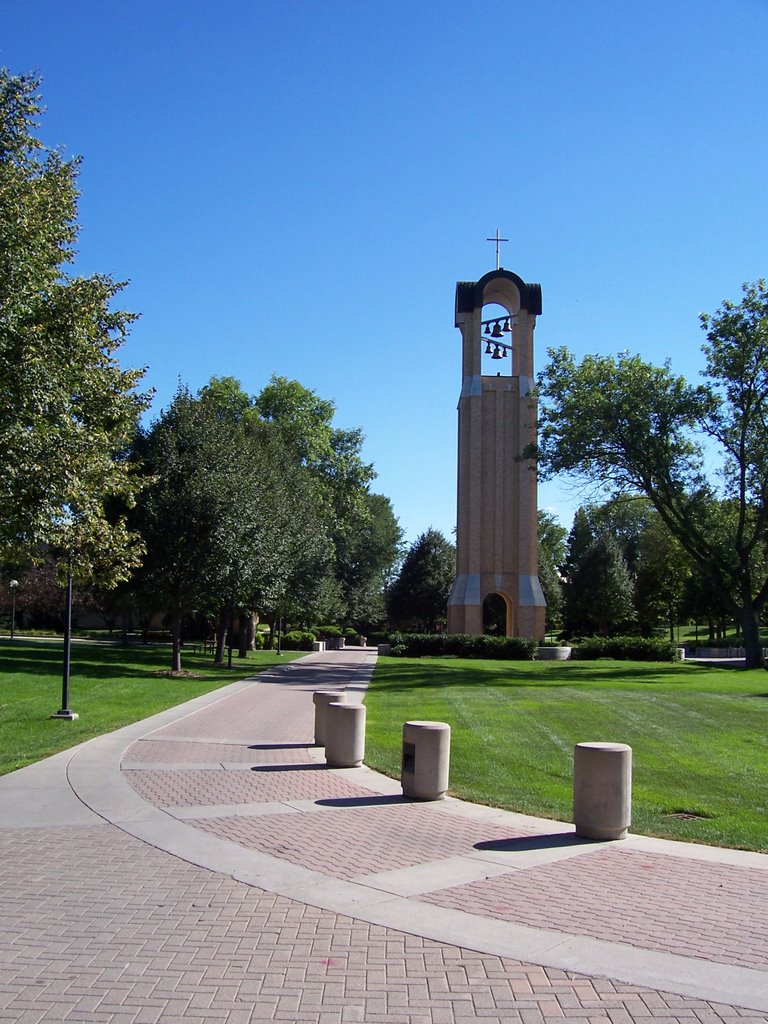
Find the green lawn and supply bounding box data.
[365,657,768,852]
[0,639,303,776]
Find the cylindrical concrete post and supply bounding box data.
[401,721,451,800]
[325,702,366,768]
[312,690,347,746]
[573,742,632,840]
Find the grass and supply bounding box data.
[365,657,768,853]
[0,638,303,776]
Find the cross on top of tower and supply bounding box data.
[486,228,509,270]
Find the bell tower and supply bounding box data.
[447,267,546,640]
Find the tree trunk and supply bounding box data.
[171,612,182,673]
[214,608,228,665]
[238,610,250,658]
[740,606,764,669]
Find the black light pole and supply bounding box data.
[9,579,18,640]
[51,557,78,721]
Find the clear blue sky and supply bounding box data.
[4,0,767,544]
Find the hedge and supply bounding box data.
[388,632,537,660]
[571,636,680,662]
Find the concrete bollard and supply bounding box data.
[401,720,451,800]
[676,647,686,661]
[312,690,347,746]
[325,702,366,768]
[573,742,632,840]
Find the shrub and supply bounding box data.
[343,627,357,640]
[252,630,265,650]
[388,632,537,660]
[315,625,342,640]
[280,630,316,651]
[572,635,680,662]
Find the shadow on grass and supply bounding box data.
[0,639,255,683]
[372,660,691,692]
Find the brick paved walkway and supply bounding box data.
[1,649,767,1023]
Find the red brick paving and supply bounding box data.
[186,803,534,879]
[420,845,768,971]
[4,652,760,1021]
[124,766,374,806]
[2,825,761,1024]
[122,738,312,766]
[151,680,317,744]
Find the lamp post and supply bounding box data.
[9,580,18,640]
[51,557,78,721]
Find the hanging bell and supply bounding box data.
[491,322,503,338]
[492,344,503,360]
[503,318,512,332]
[485,340,493,355]
[484,322,492,335]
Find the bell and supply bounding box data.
[492,344,503,359]
[503,318,512,332]
[485,340,493,355]
[484,322,492,335]
[491,322,503,338]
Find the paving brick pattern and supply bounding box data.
[124,767,375,806]
[122,739,313,766]
[188,803,534,880]
[3,824,762,1024]
[420,845,768,971]
[151,681,317,744]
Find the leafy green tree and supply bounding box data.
[335,493,403,628]
[537,509,567,633]
[0,70,150,586]
[387,528,455,632]
[254,374,378,625]
[533,281,768,667]
[634,511,693,639]
[133,386,258,670]
[562,512,635,637]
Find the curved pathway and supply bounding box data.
[1,649,766,1023]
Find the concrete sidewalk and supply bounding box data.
[1,649,766,1023]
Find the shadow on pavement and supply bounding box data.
[474,832,591,853]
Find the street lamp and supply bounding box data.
[50,557,78,721]
[9,580,18,640]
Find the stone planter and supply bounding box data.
[537,645,572,660]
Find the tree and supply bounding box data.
[533,281,768,667]
[537,509,567,634]
[634,510,693,640]
[133,386,254,671]
[254,374,378,625]
[387,528,455,632]
[0,70,150,586]
[562,511,635,637]
[334,493,404,628]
